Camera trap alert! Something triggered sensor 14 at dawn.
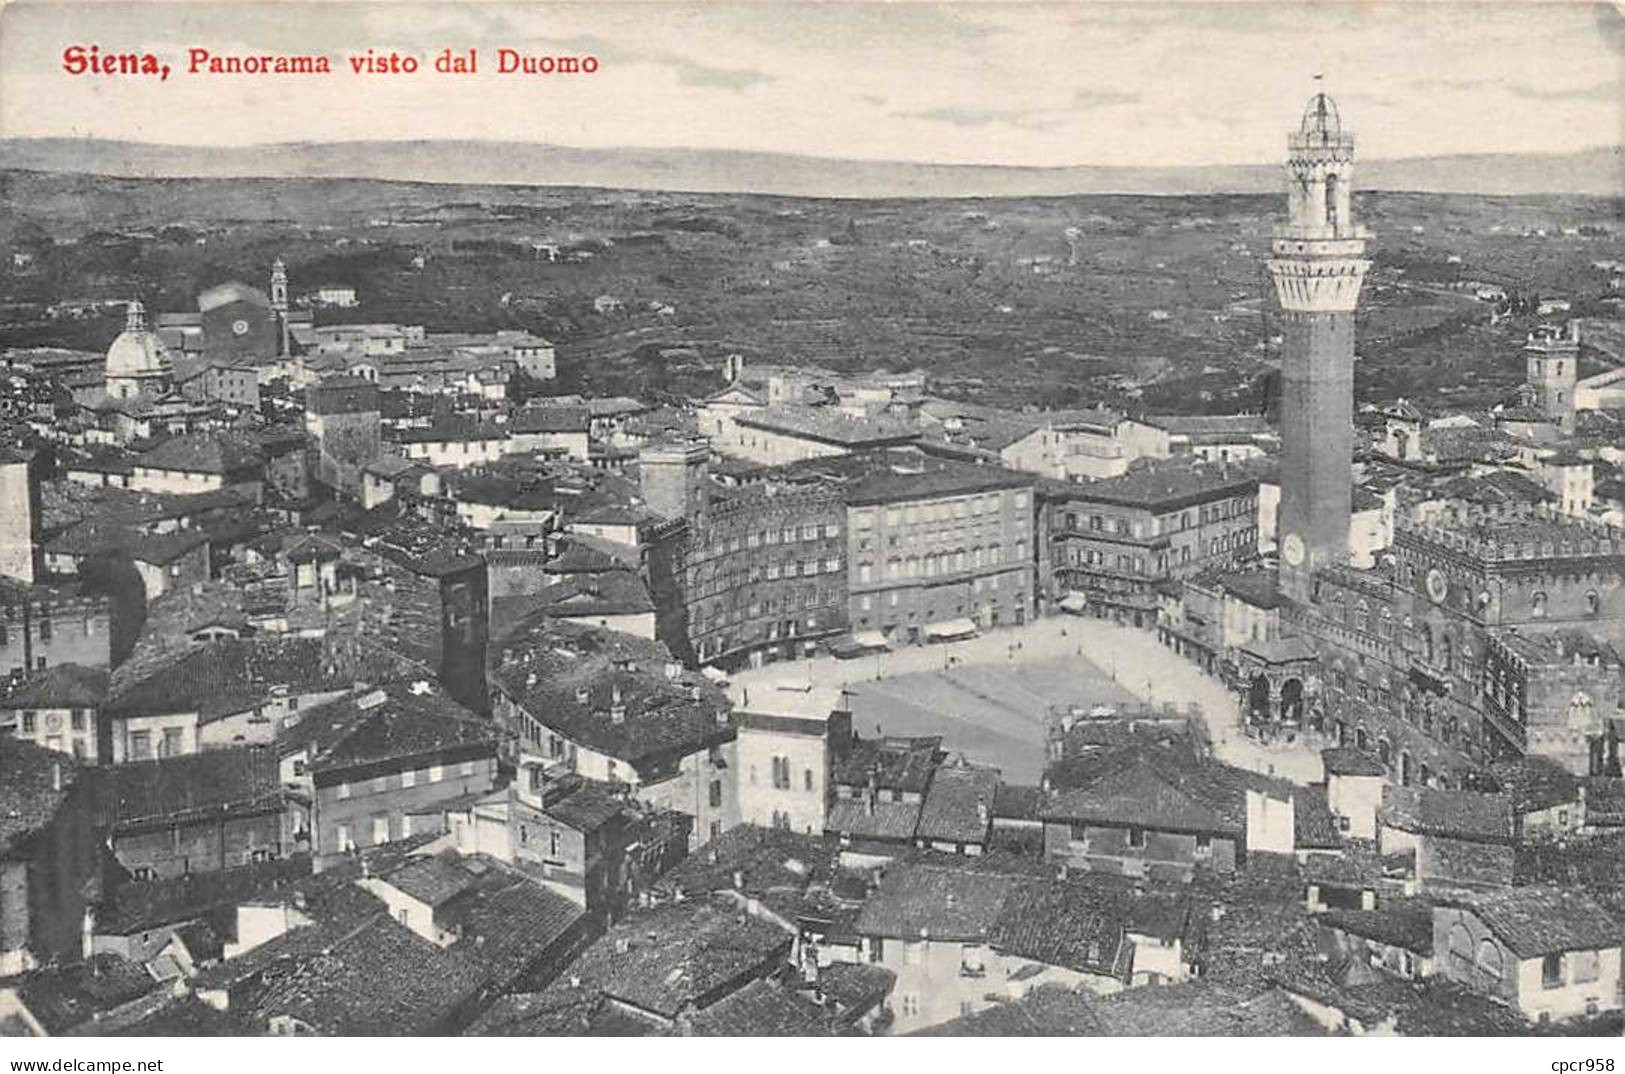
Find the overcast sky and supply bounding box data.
[1,1,1620,166]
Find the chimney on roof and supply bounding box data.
[51,762,61,792]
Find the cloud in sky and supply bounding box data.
[0,1,1619,167]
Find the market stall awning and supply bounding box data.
[1058,592,1089,613]
[924,617,979,641]
[828,631,891,659]
[852,630,891,651]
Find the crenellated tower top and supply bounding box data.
[1269,88,1372,314]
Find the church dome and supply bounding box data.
[105,300,172,380]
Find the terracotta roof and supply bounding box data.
[0,740,76,857]
[854,862,1019,942]
[825,797,921,841]
[197,281,270,313]
[1320,897,1436,955]
[518,899,789,1021]
[832,735,944,794]
[660,824,836,899]
[88,747,282,832]
[686,978,833,1036]
[1042,743,1289,839]
[915,761,999,845]
[1488,756,1583,814]
[382,853,481,907]
[1379,786,1516,842]
[0,664,108,710]
[136,432,263,475]
[511,405,589,434]
[493,626,731,776]
[106,637,362,721]
[1,956,158,1035]
[911,983,1103,1036]
[1322,747,1386,778]
[1445,886,1625,958]
[280,680,498,781]
[989,877,1132,978]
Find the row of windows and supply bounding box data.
[700,522,841,557]
[755,756,816,791]
[0,615,99,647]
[856,491,1027,530]
[334,760,478,799]
[856,573,1025,611]
[855,544,1026,582]
[16,708,91,734]
[1061,498,1254,539]
[686,557,843,593]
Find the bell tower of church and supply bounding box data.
[1268,90,1372,604]
[270,257,290,356]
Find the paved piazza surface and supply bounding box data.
[727,617,1324,786]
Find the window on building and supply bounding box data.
[20,711,35,734]
[401,768,415,789]
[160,727,183,758]
[337,781,352,800]
[372,815,390,845]
[772,756,791,789]
[429,764,443,782]
[1475,940,1502,983]
[1541,952,1563,988]
[129,730,152,760]
[336,823,354,853]
[804,768,814,791]
[1126,826,1145,849]
[549,829,561,859]
[1531,591,1548,618]
[709,779,723,808]
[1572,949,1599,984]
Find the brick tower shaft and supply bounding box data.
[1268,91,1371,604]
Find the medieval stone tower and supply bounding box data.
[1524,322,1579,433]
[1267,91,1372,604]
[639,439,711,527]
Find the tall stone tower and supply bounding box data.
[1524,322,1579,433]
[639,439,711,526]
[0,448,37,586]
[270,257,291,357]
[1267,91,1372,604]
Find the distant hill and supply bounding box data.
[1,138,1619,198]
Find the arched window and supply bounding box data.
[1477,940,1503,983]
[1377,738,1392,768]
[1585,590,1600,616]
[1448,924,1473,970]
[1567,693,1595,730]
[1531,591,1548,618]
